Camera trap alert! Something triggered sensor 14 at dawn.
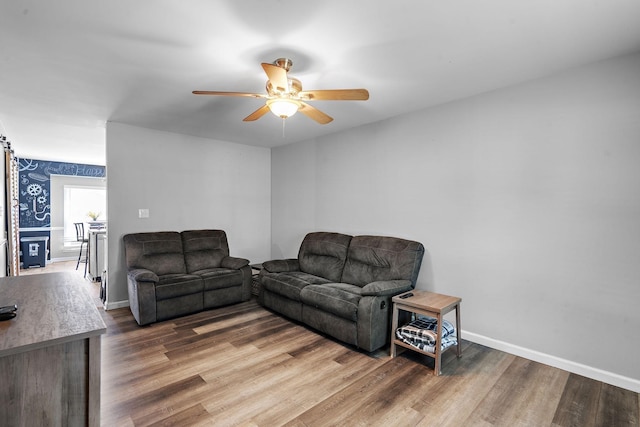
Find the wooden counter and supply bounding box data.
[0,272,107,426]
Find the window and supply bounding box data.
[64,186,106,245]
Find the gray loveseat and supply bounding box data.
[123,229,252,325]
[259,232,425,352]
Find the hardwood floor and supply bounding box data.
[98,299,640,426]
[20,259,83,276]
[20,259,104,305]
[18,262,638,425]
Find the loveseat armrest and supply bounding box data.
[262,259,300,273]
[127,269,158,325]
[128,268,159,283]
[221,256,250,270]
[361,279,413,297]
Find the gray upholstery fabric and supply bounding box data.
[302,306,358,346]
[258,232,425,352]
[127,276,156,326]
[261,291,303,322]
[204,286,244,309]
[341,235,425,286]
[182,229,229,272]
[300,283,362,321]
[123,232,186,276]
[261,271,332,301]
[156,293,203,322]
[263,258,299,273]
[221,256,250,270]
[155,274,203,300]
[357,295,391,351]
[198,268,244,291]
[123,229,251,326]
[298,232,352,282]
[361,279,413,296]
[128,268,159,283]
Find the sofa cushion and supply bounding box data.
[195,268,244,291]
[298,232,352,283]
[300,283,363,321]
[182,229,230,272]
[341,235,425,287]
[261,271,332,302]
[155,274,204,300]
[263,259,299,273]
[123,232,186,276]
[361,279,413,296]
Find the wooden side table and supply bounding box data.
[391,290,462,375]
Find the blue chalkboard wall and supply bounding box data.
[19,158,106,228]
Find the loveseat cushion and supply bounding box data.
[261,271,332,301]
[298,232,352,282]
[195,268,244,291]
[123,232,186,276]
[300,283,363,321]
[182,229,230,272]
[341,235,425,287]
[155,274,203,300]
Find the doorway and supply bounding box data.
[49,175,106,263]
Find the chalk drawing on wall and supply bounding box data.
[18,158,106,228]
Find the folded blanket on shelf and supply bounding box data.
[395,316,457,353]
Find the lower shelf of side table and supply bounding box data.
[392,338,458,360]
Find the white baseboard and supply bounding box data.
[104,300,129,311]
[462,331,640,393]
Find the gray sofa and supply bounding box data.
[258,232,425,352]
[123,229,252,325]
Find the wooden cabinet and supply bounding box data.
[0,272,106,426]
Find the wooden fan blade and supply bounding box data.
[192,90,266,98]
[261,63,289,92]
[298,89,369,101]
[243,104,271,122]
[299,102,333,124]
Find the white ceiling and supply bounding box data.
[2,0,640,165]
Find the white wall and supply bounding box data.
[271,52,640,390]
[0,145,5,277]
[106,122,271,306]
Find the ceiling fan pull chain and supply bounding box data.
[282,117,286,138]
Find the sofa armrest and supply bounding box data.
[221,256,250,270]
[361,279,413,297]
[128,268,159,283]
[262,259,300,273]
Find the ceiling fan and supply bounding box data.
[193,58,369,124]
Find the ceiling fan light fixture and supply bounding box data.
[193,58,368,124]
[267,99,300,119]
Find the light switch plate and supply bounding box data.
[138,209,149,218]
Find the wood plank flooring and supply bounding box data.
[98,299,640,426]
